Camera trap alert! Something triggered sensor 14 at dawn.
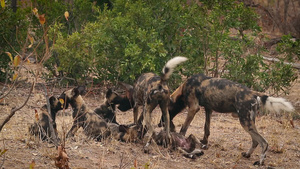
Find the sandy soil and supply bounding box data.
[0,67,299,169]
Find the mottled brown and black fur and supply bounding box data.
[29,96,62,144]
[94,88,134,124]
[130,57,187,150]
[107,123,141,143]
[59,87,110,141]
[161,73,294,165]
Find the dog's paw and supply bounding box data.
[195,151,204,157]
[253,161,262,166]
[242,152,251,158]
[183,154,196,159]
[199,143,208,150]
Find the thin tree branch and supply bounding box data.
[0,81,35,132]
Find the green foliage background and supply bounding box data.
[1,0,298,95]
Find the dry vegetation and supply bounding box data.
[0,63,299,168]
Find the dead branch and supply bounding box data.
[262,56,300,70]
[40,83,60,146]
[0,81,35,132]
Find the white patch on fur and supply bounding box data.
[264,97,295,113]
[162,56,188,80]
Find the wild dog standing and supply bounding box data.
[132,56,187,151]
[59,86,110,141]
[29,96,62,144]
[161,73,294,165]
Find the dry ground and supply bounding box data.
[0,66,299,169]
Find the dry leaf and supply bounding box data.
[12,73,18,81]
[35,109,39,121]
[55,146,69,169]
[290,120,294,128]
[39,14,46,25]
[64,11,69,21]
[5,52,13,62]
[32,8,38,17]
[1,0,5,8]
[29,160,35,169]
[134,159,137,167]
[28,35,34,48]
[13,55,21,67]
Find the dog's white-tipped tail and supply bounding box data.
[263,96,295,113]
[161,56,188,81]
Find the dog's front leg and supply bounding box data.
[180,104,200,136]
[133,105,139,124]
[66,122,81,138]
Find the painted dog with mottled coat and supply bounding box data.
[161,73,295,165]
[59,86,110,141]
[29,96,62,144]
[131,56,187,151]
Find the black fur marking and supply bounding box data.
[164,67,170,75]
[261,95,268,105]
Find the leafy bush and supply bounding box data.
[0,5,30,81]
[42,0,298,94]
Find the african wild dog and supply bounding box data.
[58,86,110,141]
[160,73,294,165]
[130,56,187,151]
[94,88,134,124]
[29,96,62,144]
[107,123,141,142]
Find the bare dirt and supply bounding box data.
[0,62,299,169]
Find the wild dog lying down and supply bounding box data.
[131,56,187,150]
[161,73,295,165]
[59,86,110,141]
[29,96,62,144]
[153,130,204,159]
[107,123,141,142]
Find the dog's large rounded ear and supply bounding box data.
[72,88,80,97]
[49,96,57,106]
[106,88,113,99]
[77,86,86,95]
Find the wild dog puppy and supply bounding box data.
[59,86,110,141]
[29,96,62,144]
[161,73,295,165]
[153,130,204,159]
[131,56,187,151]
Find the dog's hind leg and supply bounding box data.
[239,114,268,165]
[179,103,200,136]
[142,103,157,153]
[200,107,212,147]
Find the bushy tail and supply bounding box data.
[260,95,295,113]
[161,56,188,81]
